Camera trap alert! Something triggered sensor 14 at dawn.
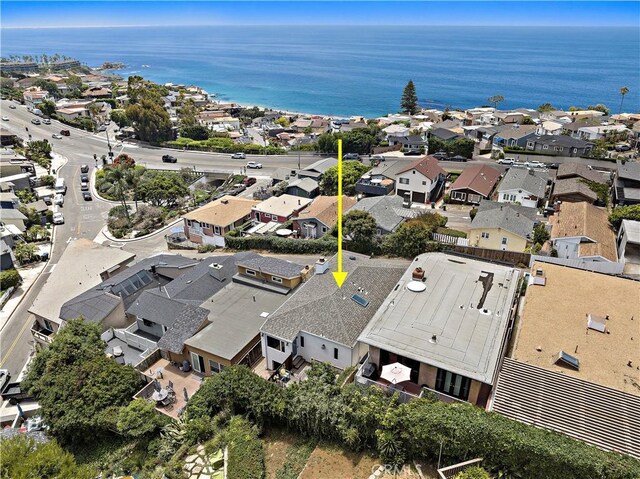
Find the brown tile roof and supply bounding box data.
[549,202,617,261]
[397,156,446,181]
[183,195,259,227]
[513,262,640,395]
[449,164,502,196]
[296,195,356,228]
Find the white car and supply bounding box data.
[52,212,64,224]
[54,194,64,206]
[497,158,515,165]
[246,161,263,169]
[8,104,16,109]
[1,116,8,121]
[231,152,246,159]
[42,118,51,125]
[52,133,62,139]
[525,161,546,168]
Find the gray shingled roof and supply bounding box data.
[260,255,407,346]
[287,177,319,193]
[617,160,640,181]
[498,168,548,198]
[128,291,197,327]
[236,256,306,278]
[156,303,209,354]
[350,195,406,232]
[471,200,538,239]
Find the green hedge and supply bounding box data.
[187,365,640,479]
[205,417,265,479]
[225,234,337,255]
[0,269,21,290]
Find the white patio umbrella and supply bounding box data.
[380,362,412,384]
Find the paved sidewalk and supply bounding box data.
[0,260,48,332]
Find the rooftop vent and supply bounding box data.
[315,257,329,275]
[532,268,546,286]
[412,267,425,281]
[221,198,229,204]
[208,262,225,281]
[556,351,580,371]
[430,334,437,343]
[407,281,426,292]
[587,313,607,333]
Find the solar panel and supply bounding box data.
[557,351,580,370]
[351,294,369,308]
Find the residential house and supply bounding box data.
[298,157,337,181]
[469,200,538,252]
[292,195,356,239]
[395,156,447,204]
[355,160,408,197]
[260,255,407,371]
[491,262,640,458]
[22,88,51,111]
[0,192,19,210]
[525,135,594,157]
[382,124,410,139]
[429,128,462,142]
[613,160,640,205]
[29,239,136,345]
[0,173,31,192]
[617,220,640,276]
[449,165,502,204]
[284,178,320,199]
[183,195,259,247]
[81,86,112,99]
[358,253,520,405]
[388,135,428,153]
[0,238,13,271]
[494,111,527,124]
[576,124,628,141]
[251,194,313,223]
[349,195,412,235]
[561,119,603,138]
[535,120,564,136]
[497,168,548,208]
[292,118,329,134]
[550,162,608,204]
[549,202,618,263]
[492,125,537,149]
[0,151,35,177]
[0,208,28,233]
[197,111,241,132]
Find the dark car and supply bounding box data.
[343,153,360,160]
[80,174,89,183]
[83,192,92,201]
[80,164,89,173]
[60,129,70,136]
[448,155,468,162]
[162,154,178,163]
[432,151,448,160]
[546,163,560,170]
[243,177,257,186]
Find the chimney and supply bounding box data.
[412,267,425,281]
[208,262,224,281]
[315,257,329,275]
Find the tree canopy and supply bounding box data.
[401,80,419,115]
[138,170,189,207]
[23,319,142,445]
[109,109,130,128]
[428,137,474,158]
[343,210,378,254]
[319,160,371,196]
[315,127,381,155]
[126,98,173,144]
[180,124,210,141]
[117,398,166,438]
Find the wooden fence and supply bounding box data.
[452,245,530,266]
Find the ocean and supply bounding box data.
[1,25,638,117]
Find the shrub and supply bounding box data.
[225,234,337,255]
[39,174,55,187]
[436,227,467,238]
[0,269,22,290]
[206,416,265,479]
[197,244,217,253]
[455,466,491,479]
[609,205,640,229]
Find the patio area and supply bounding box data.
[252,355,311,386]
[135,358,204,419]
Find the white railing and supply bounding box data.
[433,233,469,247]
[438,458,484,479]
[112,323,158,352]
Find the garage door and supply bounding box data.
[412,191,426,203]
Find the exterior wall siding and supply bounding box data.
[469,228,528,252]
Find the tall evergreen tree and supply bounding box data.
[401,80,419,114]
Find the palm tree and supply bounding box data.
[125,167,144,210]
[105,166,130,219]
[14,242,38,264]
[619,87,630,114]
[488,95,505,109]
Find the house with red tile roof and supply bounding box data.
[394,156,447,204]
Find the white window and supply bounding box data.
[481,232,490,239]
[213,226,221,235]
[501,237,508,245]
[422,180,427,186]
[263,213,271,219]
[245,269,257,276]
[452,191,466,200]
[399,178,409,185]
[266,335,286,352]
[543,145,548,150]
[209,360,224,374]
[271,276,283,283]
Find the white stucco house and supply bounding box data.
[394,156,447,204]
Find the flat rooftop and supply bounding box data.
[513,262,640,395]
[359,253,520,384]
[184,282,288,361]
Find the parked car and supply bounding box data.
[80,182,89,191]
[547,163,560,170]
[80,164,89,173]
[370,155,386,162]
[246,161,263,169]
[231,152,246,159]
[615,144,631,152]
[31,118,41,125]
[42,118,51,125]
[52,212,64,224]
[243,177,257,186]
[52,133,62,139]
[448,155,468,162]
[525,161,545,168]
[60,130,70,136]
[162,154,178,163]
[80,174,89,183]
[83,192,92,201]
[433,151,448,160]
[497,158,515,165]
[8,104,16,109]
[1,116,8,121]
[344,153,360,160]
[54,193,64,206]
[404,150,422,156]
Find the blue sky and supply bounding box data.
[2,1,638,28]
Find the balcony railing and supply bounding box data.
[355,180,393,196]
[31,322,54,344]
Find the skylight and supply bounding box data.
[556,351,580,371]
[351,294,369,308]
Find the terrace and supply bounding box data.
[134,357,204,419]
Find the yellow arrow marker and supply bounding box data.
[332,139,348,288]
